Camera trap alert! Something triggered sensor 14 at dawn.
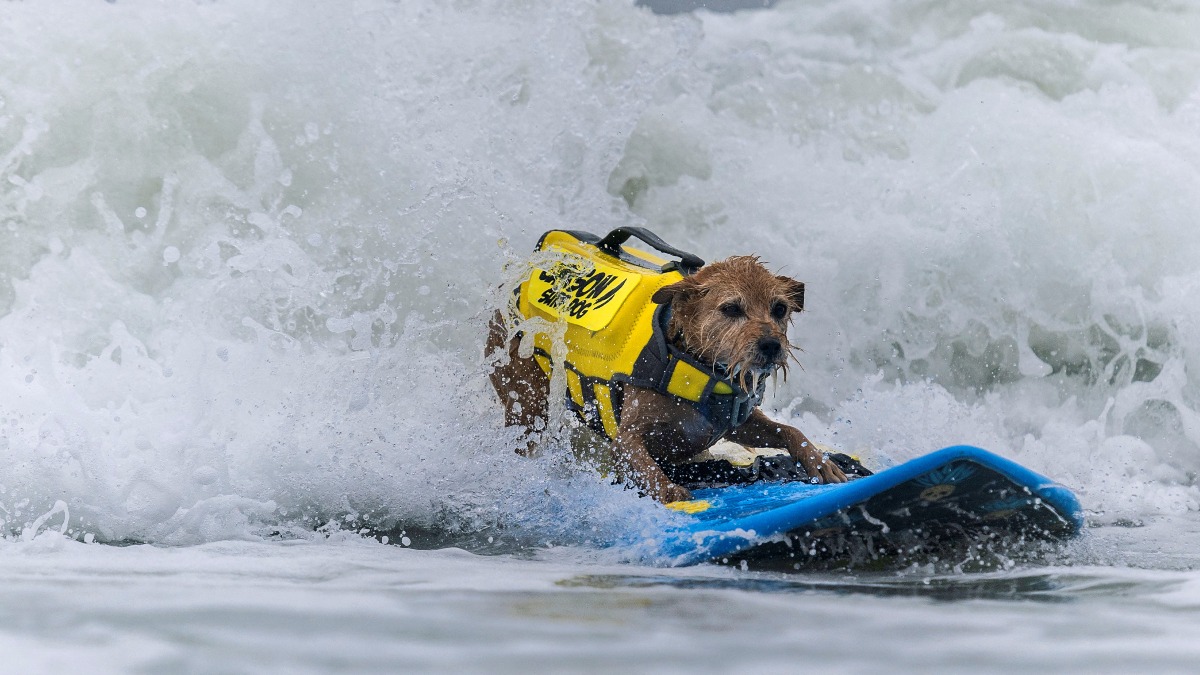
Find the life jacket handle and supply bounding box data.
[595,227,705,274]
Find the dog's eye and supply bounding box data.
[771,302,788,319]
[721,303,744,318]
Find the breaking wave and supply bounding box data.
[1,0,1198,553]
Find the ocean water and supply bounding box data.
[2,0,1200,672]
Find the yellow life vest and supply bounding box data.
[510,228,765,443]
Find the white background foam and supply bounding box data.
[0,0,1197,547]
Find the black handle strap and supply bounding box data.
[595,227,705,273]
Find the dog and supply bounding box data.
[486,232,847,503]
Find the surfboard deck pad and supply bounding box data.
[650,446,1083,567]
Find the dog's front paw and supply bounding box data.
[797,446,848,484]
[659,482,694,504]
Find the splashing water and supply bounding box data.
[0,0,1197,562]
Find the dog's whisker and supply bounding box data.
[785,350,803,373]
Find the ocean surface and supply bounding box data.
[2,0,1200,672]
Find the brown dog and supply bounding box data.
[486,254,846,503]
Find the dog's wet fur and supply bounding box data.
[486,255,846,503]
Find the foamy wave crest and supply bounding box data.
[1,0,1197,548]
[0,0,686,546]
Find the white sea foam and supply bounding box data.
[0,0,1197,553]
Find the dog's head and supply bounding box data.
[652,256,804,391]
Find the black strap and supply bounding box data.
[623,304,763,442]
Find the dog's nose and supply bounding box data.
[757,337,782,360]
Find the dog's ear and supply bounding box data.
[777,276,805,312]
[652,277,701,306]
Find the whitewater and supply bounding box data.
[2,0,1199,671]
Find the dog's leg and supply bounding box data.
[611,389,699,504]
[726,409,847,483]
[485,310,548,455]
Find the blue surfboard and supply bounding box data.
[650,445,1083,566]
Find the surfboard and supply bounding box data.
[650,445,1084,566]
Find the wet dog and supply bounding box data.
[486,254,846,503]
